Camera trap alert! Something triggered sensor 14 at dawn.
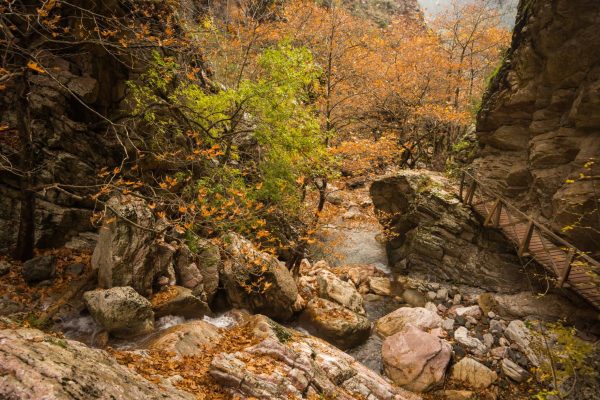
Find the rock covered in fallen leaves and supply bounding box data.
[84,286,154,338]
[0,328,194,400]
[221,233,298,321]
[22,255,56,284]
[382,324,451,392]
[151,285,209,319]
[209,315,421,400]
[299,297,371,349]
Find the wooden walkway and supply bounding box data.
[458,171,600,311]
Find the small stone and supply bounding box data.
[427,291,437,301]
[454,327,487,355]
[442,318,455,331]
[441,389,475,400]
[483,333,494,349]
[452,344,466,359]
[489,319,505,335]
[452,294,462,305]
[499,337,510,347]
[429,282,441,290]
[437,304,448,313]
[501,358,529,383]
[455,315,466,326]
[465,321,472,329]
[22,256,56,284]
[490,346,508,358]
[466,316,478,325]
[436,288,449,301]
[488,311,496,319]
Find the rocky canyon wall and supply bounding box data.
[473,0,600,256]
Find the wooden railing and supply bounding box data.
[458,170,600,310]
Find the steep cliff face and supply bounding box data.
[473,0,600,255]
[342,0,423,26]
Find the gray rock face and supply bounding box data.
[93,195,175,296]
[83,287,154,338]
[0,328,193,400]
[299,298,371,349]
[22,255,56,284]
[370,171,536,292]
[474,0,600,256]
[222,233,298,321]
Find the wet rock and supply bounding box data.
[450,357,497,389]
[376,307,442,337]
[152,286,210,319]
[147,320,221,357]
[454,327,487,355]
[0,328,194,400]
[501,358,529,383]
[93,195,177,296]
[382,325,452,392]
[22,256,56,284]
[83,287,154,338]
[299,298,370,349]
[222,233,298,321]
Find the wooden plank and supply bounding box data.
[558,248,576,288]
[518,221,535,257]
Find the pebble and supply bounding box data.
[488,311,496,319]
[426,291,437,301]
[499,337,510,347]
[489,320,504,335]
[437,304,448,313]
[442,318,455,331]
[425,302,438,313]
[0,261,10,276]
[466,316,478,325]
[436,288,449,301]
[453,294,462,305]
[429,282,441,290]
[483,333,495,349]
[455,315,466,326]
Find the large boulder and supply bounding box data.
[92,195,176,296]
[382,325,452,392]
[147,320,221,357]
[221,233,298,321]
[376,307,442,337]
[151,286,209,319]
[83,287,154,338]
[299,298,371,349]
[0,328,193,400]
[370,171,539,292]
[209,315,420,400]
